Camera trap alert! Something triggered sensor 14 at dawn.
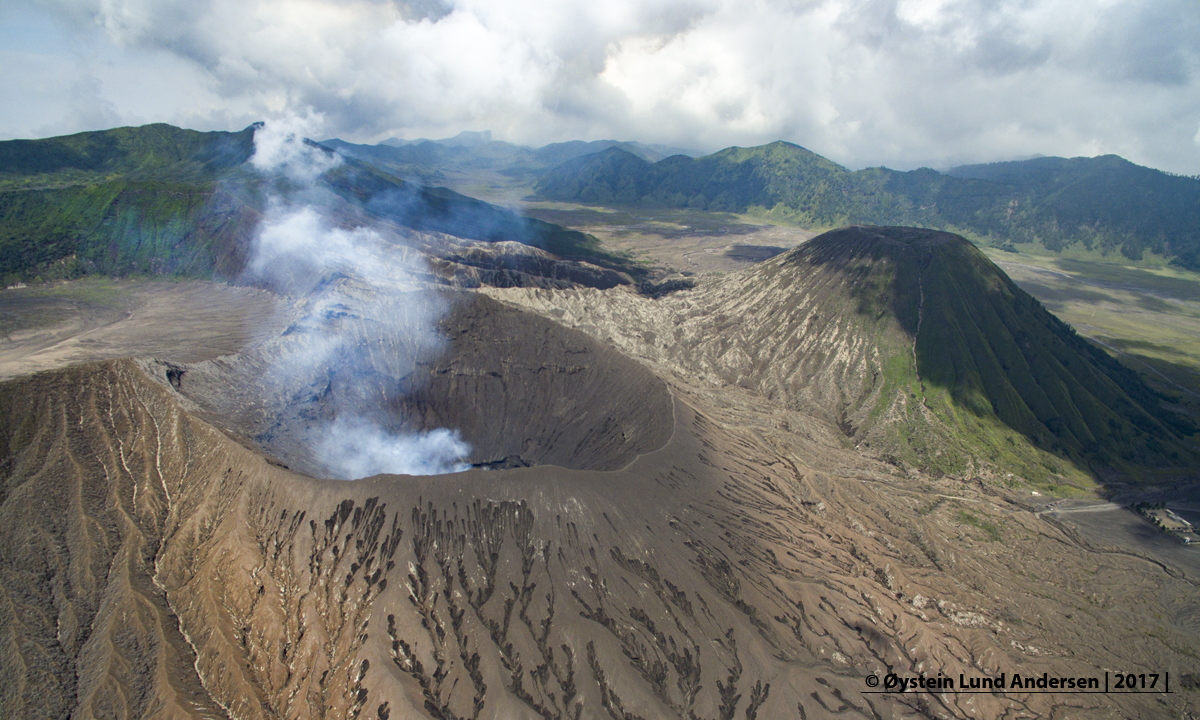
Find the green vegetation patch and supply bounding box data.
[956,511,1003,541]
[791,227,1197,487]
[0,123,256,191]
[913,238,1195,479]
[984,248,1200,423]
[0,124,644,286]
[0,180,255,283]
[536,142,1200,272]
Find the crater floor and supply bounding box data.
[0,275,1197,720]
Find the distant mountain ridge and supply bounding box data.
[0,124,261,280]
[380,130,495,148]
[319,135,702,189]
[0,123,257,188]
[0,124,637,284]
[8,123,1199,282]
[536,142,1200,270]
[365,129,698,161]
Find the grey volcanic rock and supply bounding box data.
[489,226,1194,479]
[430,240,633,290]
[170,290,673,476]
[0,226,1197,720]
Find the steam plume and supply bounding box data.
[317,419,471,480]
[249,112,341,182]
[246,114,471,480]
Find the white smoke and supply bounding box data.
[247,204,392,288]
[249,111,341,182]
[317,419,472,480]
[246,115,472,480]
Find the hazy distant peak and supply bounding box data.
[947,152,1178,184]
[376,130,495,149]
[437,130,493,148]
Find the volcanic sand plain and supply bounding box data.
[2,219,1200,718]
[517,202,1200,564]
[0,278,283,380]
[521,203,817,276]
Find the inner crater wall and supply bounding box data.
[162,291,676,476]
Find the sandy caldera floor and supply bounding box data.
[0,279,283,381]
[2,257,1199,719]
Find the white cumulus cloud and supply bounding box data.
[4,0,1200,172]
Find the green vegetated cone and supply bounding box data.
[766,226,1195,486]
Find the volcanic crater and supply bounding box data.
[158,290,675,477]
[1,226,1197,720]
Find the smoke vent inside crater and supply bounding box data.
[164,291,675,478]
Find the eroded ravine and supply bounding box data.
[3,356,1197,719]
[1,227,1198,719]
[168,291,675,478]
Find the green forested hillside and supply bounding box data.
[536,143,1200,269]
[945,155,1200,262]
[0,124,260,281]
[0,181,256,279]
[0,124,633,283]
[900,231,1193,471]
[320,136,692,189]
[0,123,257,189]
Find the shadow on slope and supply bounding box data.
[0,123,646,288]
[165,292,675,477]
[795,226,1197,483]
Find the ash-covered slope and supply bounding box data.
[0,359,892,720]
[706,226,1194,476]
[173,291,675,476]
[2,227,1199,720]
[494,226,1196,482]
[4,357,1195,720]
[5,355,1198,720]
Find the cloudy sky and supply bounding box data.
[2,0,1198,173]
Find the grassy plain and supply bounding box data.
[521,202,815,275]
[518,200,1200,476]
[982,246,1200,417]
